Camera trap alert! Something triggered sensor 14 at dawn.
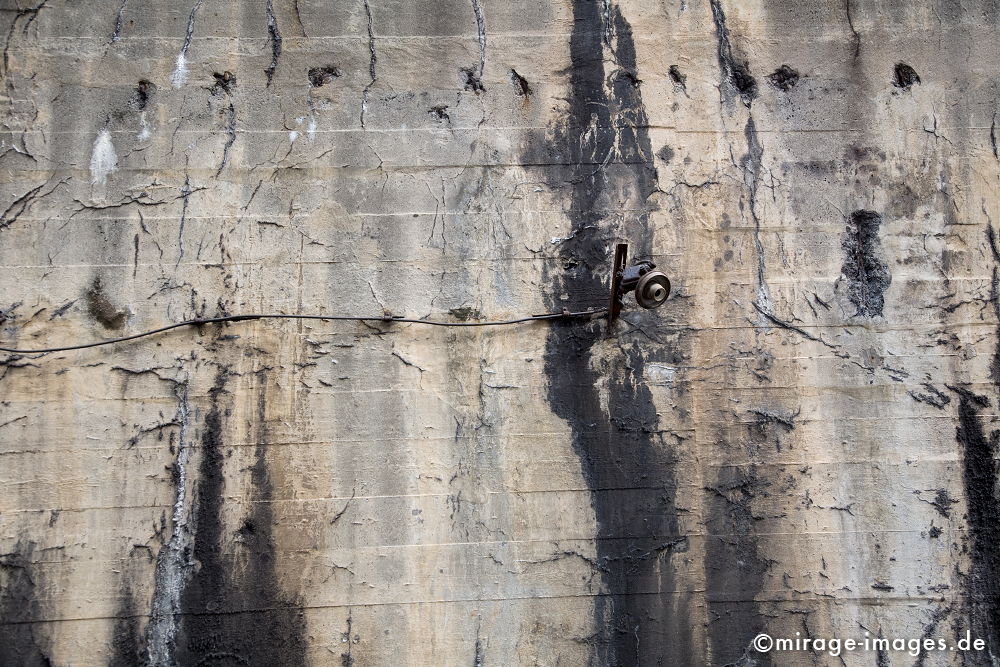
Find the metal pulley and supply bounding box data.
[607,242,671,325]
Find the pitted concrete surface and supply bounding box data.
[2,1,999,665]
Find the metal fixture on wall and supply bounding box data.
[607,242,671,325]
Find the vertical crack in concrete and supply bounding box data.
[991,111,998,160]
[470,0,486,85]
[955,388,1000,663]
[986,224,1000,385]
[110,0,128,43]
[264,0,282,86]
[743,116,771,315]
[170,0,205,88]
[360,0,377,128]
[532,3,688,664]
[708,0,757,108]
[710,0,769,318]
[144,376,193,667]
[217,101,236,177]
[1,0,47,79]
[844,0,861,59]
[175,169,191,268]
[705,3,770,662]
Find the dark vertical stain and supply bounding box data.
[987,224,1000,394]
[704,2,771,661]
[133,232,140,278]
[174,368,307,665]
[841,210,891,317]
[109,579,142,667]
[956,389,1000,661]
[990,111,997,160]
[0,540,52,667]
[532,3,688,665]
[704,465,771,664]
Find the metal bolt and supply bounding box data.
[646,283,666,302]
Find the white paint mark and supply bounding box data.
[137,112,152,141]
[288,130,299,142]
[645,363,677,387]
[170,52,188,88]
[307,116,317,143]
[90,129,118,185]
[145,379,195,666]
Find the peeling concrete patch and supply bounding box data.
[86,276,127,329]
[768,64,799,91]
[668,64,686,92]
[841,210,891,317]
[645,362,677,386]
[509,68,531,97]
[308,65,340,87]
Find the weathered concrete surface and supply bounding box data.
[1,0,999,665]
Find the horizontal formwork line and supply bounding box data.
[0,446,968,469]
[7,529,968,575]
[0,430,969,457]
[0,590,973,627]
[11,125,993,138]
[8,526,957,558]
[1,319,997,338]
[0,416,980,450]
[0,30,903,41]
[0,485,972,515]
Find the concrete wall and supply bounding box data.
[1,0,998,664]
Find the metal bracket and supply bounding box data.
[608,242,628,326]
[607,242,671,327]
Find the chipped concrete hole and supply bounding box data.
[307,65,341,88]
[2,1,1000,665]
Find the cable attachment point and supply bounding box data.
[607,242,671,326]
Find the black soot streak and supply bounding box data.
[955,388,1000,660]
[531,4,690,665]
[174,368,307,666]
[0,540,52,666]
[109,579,142,667]
[841,210,891,317]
